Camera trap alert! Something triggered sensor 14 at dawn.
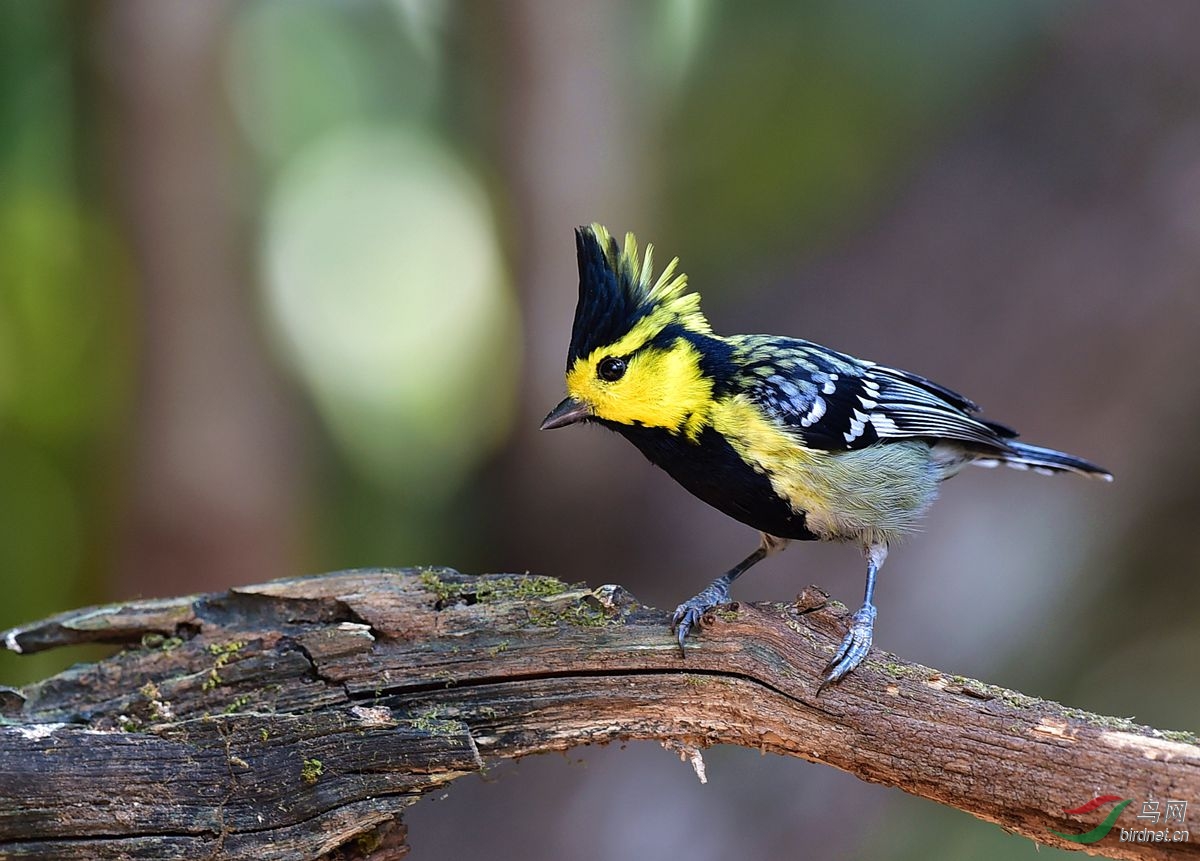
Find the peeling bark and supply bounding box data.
[1,569,1196,860]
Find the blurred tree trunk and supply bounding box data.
[473,0,658,579]
[98,0,300,598]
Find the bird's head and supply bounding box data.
[541,225,718,439]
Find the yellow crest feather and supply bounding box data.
[586,223,711,337]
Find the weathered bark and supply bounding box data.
[1,569,1195,860]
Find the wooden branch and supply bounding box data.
[1,569,1196,860]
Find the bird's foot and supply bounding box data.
[820,603,877,690]
[670,578,732,654]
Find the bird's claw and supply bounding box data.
[820,603,877,690]
[670,580,731,655]
[671,602,705,652]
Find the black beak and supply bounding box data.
[540,397,592,430]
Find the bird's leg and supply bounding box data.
[822,542,888,688]
[672,533,787,653]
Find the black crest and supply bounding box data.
[566,224,707,369]
[568,227,638,367]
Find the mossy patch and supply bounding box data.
[301,758,323,785]
[208,641,246,659]
[1058,707,1146,734]
[355,828,386,855]
[527,600,615,629]
[138,681,175,721]
[406,709,467,745]
[201,640,246,691]
[140,632,184,652]
[223,694,252,715]
[874,660,924,680]
[419,569,571,607]
[117,714,141,732]
[996,689,1044,710]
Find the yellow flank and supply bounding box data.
[567,327,713,438]
[712,394,938,543]
[711,392,826,503]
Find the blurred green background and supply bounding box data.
[2,1,1197,858]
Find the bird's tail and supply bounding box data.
[974,441,1113,481]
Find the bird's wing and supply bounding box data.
[730,337,1015,452]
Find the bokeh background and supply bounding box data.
[2,0,1198,858]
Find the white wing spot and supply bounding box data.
[845,415,867,442]
[801,396,826,427]
[868,412,898,434]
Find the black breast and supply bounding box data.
[608,422,817,541]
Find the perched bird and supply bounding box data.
[542,224,1111,687]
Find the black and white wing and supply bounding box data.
[731,336,1015,452]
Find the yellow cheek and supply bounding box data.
[567,345,713,437]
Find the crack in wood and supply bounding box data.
[0,568,1195,861]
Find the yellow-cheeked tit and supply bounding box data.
[542,225,1111,687]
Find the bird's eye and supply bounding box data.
[598,356,627,382]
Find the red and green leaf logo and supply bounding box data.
[1051,795,1133,844]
